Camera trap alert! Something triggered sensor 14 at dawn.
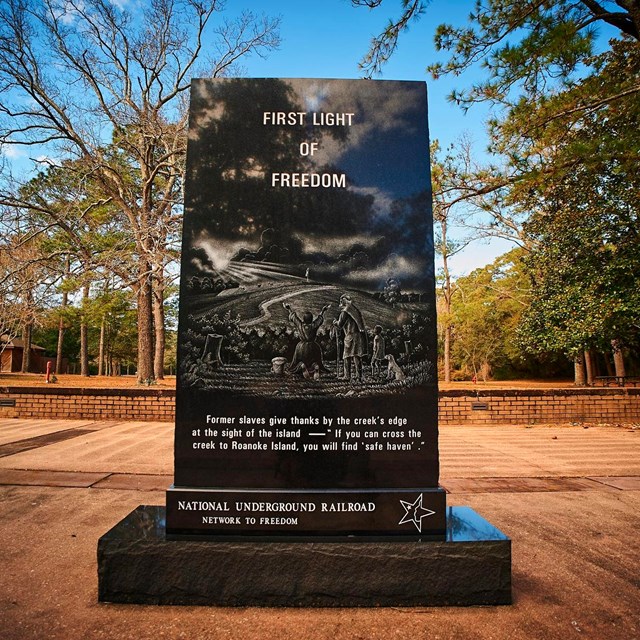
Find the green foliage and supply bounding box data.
[0,229,59,353]
[445,249,530,379]
[356,1,640,379]
[33,288,138,370]
[518,166,640,358]
[33,323,80,360]
[356,1,639,100]
[430,1,602,108]
[354,0,427,77]
[514,39,640,362]
[93,291,139,369]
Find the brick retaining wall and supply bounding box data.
[439,388,640,424]
[0,387,175,422]
[0,386,639,424]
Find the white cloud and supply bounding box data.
[295,231,383,255]
[287,79,423,166]
[347,185,394,220]
[34,155,62,167]
[194,231,246,271]
[343,253,424,285]
[1,144,26,159]
[190,256,216,275]
[52,0,86,25]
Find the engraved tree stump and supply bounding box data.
[202,334,223,368]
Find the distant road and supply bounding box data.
[241,285,339,327]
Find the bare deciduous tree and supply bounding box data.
[0,0,280,382]
[0,231,55,371]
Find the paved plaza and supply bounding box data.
[0,418,638,639]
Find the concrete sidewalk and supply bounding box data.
[0,419,638,639]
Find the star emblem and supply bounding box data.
[398,494,435,533]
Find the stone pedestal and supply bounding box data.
[98,505,511,607]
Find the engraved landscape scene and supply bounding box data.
[178,79,436,399]
[180,248,435,398]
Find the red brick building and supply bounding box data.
[0,336,48,373]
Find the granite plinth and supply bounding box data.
[97,505,511,607]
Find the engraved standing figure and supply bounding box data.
[371,325,386,375]
[333,294,367,381]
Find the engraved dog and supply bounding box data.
[385,354,406,381]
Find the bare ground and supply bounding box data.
[0,371,576,390]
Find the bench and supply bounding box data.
[595,376,640,387]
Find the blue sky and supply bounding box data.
[227,1,512,275]
[229,1,620,276]
[1,0,504,275]
[234,1,491,150]
[4,1,617,276]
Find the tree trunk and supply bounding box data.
[574,353,586,386]
[55,314,66,375]
[136,267,155,384]
[80,284,90,376]
[441,254,453,383]
[21,288,34,373]
[56,256,70,375]
[153,272,165,380]
[443,323,452,383]
[611,339,626,378]
[584,350,594,386]
[21,322,32,373]
[98,315,106,376]
[603,351,615,377]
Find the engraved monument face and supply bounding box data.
[166,78,445,537]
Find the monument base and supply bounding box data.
[98,505,511,606]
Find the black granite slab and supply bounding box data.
[98,505,511,606]
[169,78,442,537]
